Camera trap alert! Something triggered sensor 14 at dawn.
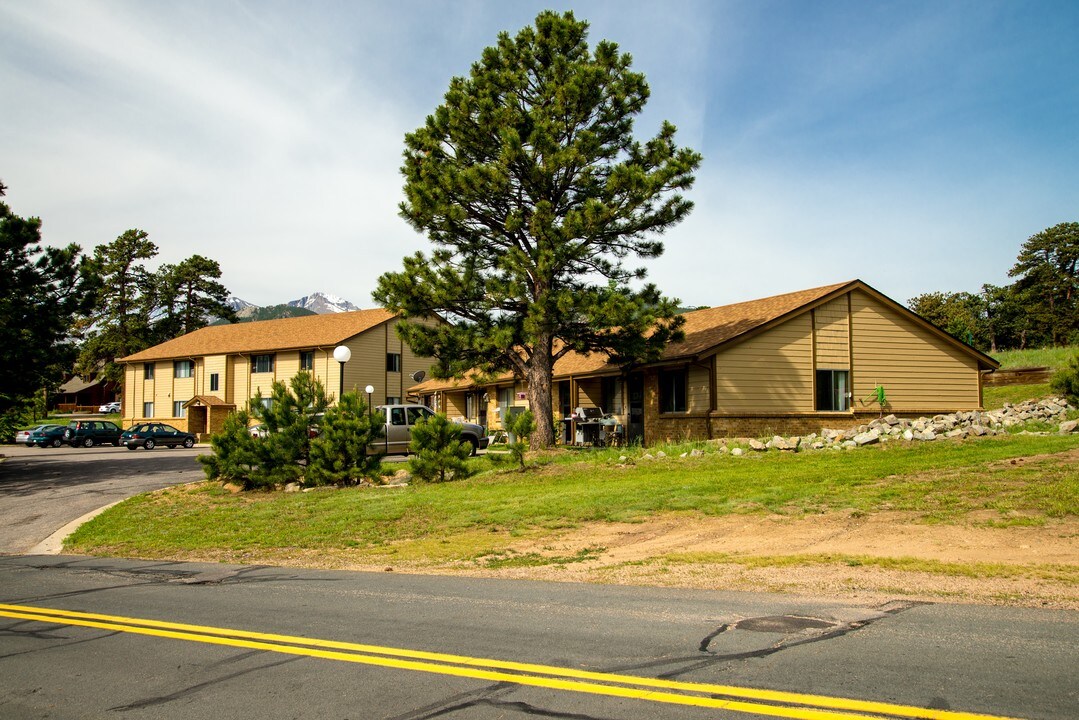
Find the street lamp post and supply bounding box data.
[365,385,374,416]
[333,346,351,403]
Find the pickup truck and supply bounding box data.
[373,404,489,456]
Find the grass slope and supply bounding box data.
[992,346,1078,370]
[67,435,1079,565]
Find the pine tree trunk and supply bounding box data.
[526,334,555,450]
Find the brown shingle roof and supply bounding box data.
[396,279,999,392]
[661,281,853,359]
[120,309,397,362]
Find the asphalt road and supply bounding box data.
[1,555,1076,720]
[0,443,205,554]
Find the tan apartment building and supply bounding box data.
[411,280,1000,445]
[118,310,435,439]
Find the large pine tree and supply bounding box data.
[375,11,701,448]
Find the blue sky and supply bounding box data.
[1,0,1076,309]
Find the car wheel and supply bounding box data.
[467,436,479,456]
[183,437,194,449]
[24,442,33,448]
[126,445,137,451]
[144,439,155,450]
[82,437,94,448]
[51,438,62,448]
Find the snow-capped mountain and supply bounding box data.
[226,296,255,312]
[286,292,360,315]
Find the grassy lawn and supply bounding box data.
[992,345,1078,370]
[67,434,1079,565]
[983,383,1055,409]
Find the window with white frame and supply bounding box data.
[174,360,193,378]
[143,402,154,418]
[173,401,187,418]
[300,351,314,371]
[144,364,155,380]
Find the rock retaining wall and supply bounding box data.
[705,397,1076,454]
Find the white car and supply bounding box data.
[98,401,121,414]
[15,425,48,446]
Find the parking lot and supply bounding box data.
[0,443,206,554]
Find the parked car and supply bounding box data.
[374,404,488,456]
[248,424,268,438]
[28,425,67,448]
[120,423,196,450]
[15,425,49,446]
[64,420,123,447]
[98,401,121,414]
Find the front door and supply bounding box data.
[627,374,644,444]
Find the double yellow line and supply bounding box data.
[0,602,1019,720]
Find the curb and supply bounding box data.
[27,500,124,555]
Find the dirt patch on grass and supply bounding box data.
[431,512,1078,609]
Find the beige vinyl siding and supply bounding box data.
[443,392,466,419]
[171,368,196,416]
[850,290,980,411]
[576,379,601,409]
[687,364,710,413]
[814,296,850,368]
[714,313,814,413]
[385,323,404,400]
[276,353,300,381]
[344,327,386,401]
[201,355,228,397]
[123,365,138,421]
[153,361,171,418]
[399,318,438,398]
[229,355,248,407]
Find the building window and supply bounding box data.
[173,401,187,418]
[386,396,401,405]
[386,353,401,372]
[209,373,220,392]
[816,370,850,411]
[144,364,154,380]
[465,393,475,420]
[252,354,274,373]
[174,360,193,378]
[601,377,623,415]
[498,387,513,416]
[300,351,314,371]
[260,397,274,411]
[658,369,687,413]
[143,402,154,418]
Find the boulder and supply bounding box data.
[853,429,880,446]
[1060,420,1079,434]
[731,447,744,457]
[748,439,767,451]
